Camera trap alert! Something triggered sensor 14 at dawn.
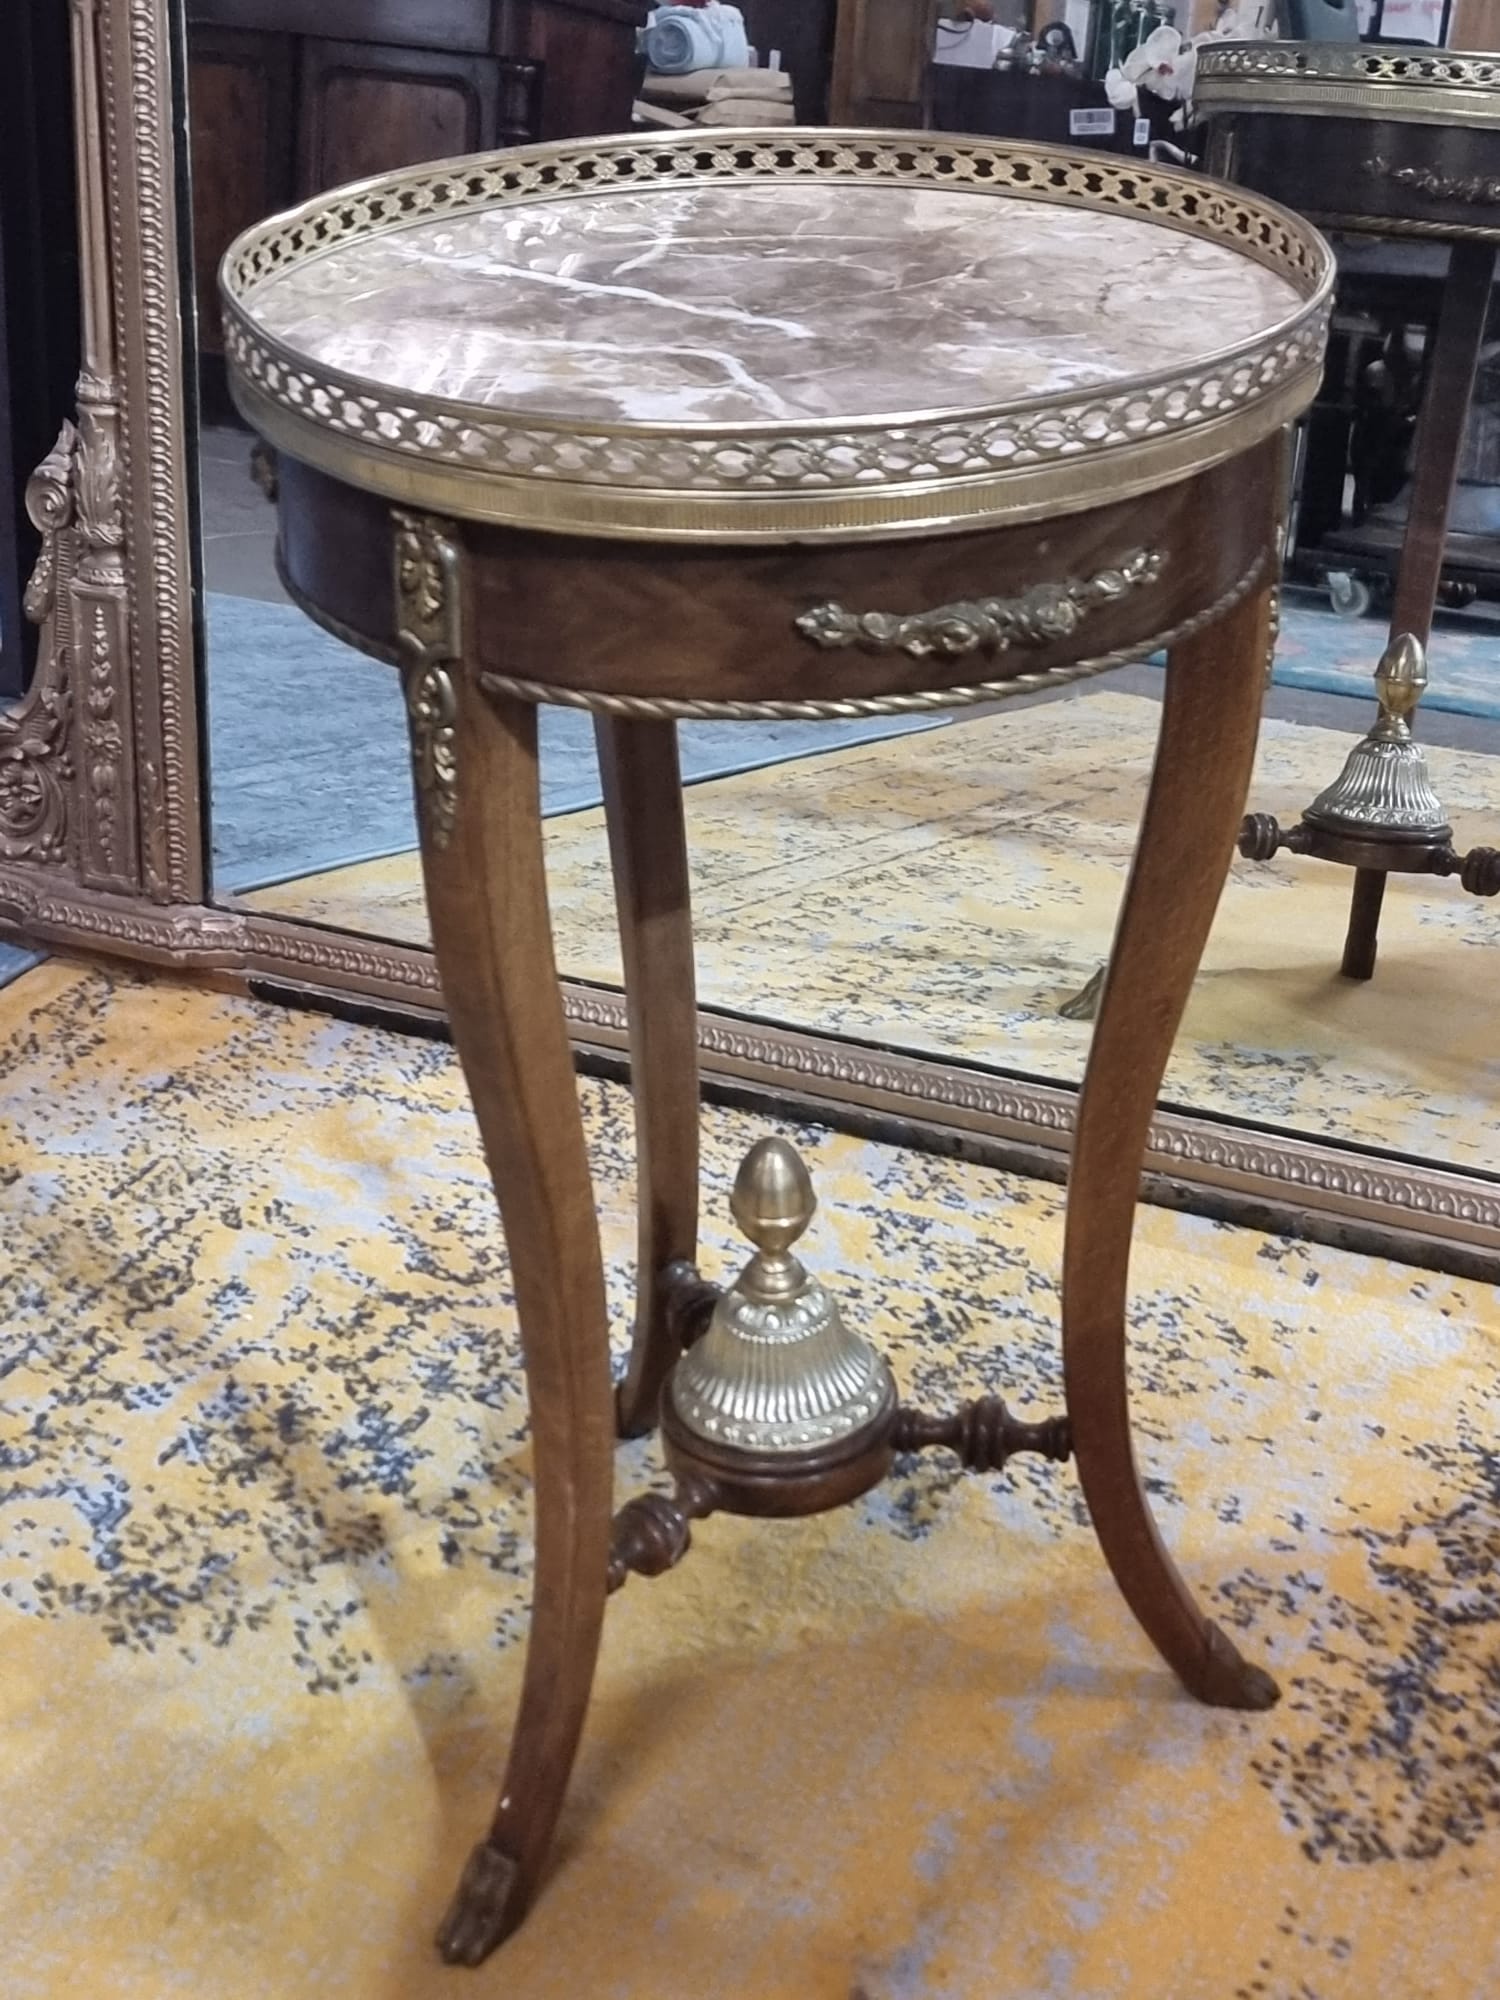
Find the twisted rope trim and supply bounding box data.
[1314,211,1500,243]
[479,551,1270,721]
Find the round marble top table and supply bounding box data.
[223,130,1333,1968]
[1197,43,1500,979]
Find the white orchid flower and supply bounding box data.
[1103,65,1139,111]
[1120,23,1182,85]
[1121,23,1198,103]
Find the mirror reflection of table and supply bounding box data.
[222,130,1332,1967]
[1198,41,1500,979]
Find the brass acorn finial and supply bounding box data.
[729,1138,815,1301]
[663,1134,896,1456]
[731,1135,814,1246]
[1373,632,1428,730]
[1306,628,1448,837]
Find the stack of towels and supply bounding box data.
[638,67,796,129]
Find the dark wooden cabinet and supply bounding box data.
[0,212,19,699]
[0,0,79,696]
[520,0,648,140]
[828,1,1166,152]
[737,0,838,124]
[186,0,645,373]
[186,28,296,360]
[297,38,511,191]
[830,0,939,126]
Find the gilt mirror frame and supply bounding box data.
[2,0,1497,1271]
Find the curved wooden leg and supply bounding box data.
[597,717,701,1439]
[1063,582,1280,1713]
[405,594,615,1962]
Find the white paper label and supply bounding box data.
[769,47,782,69]
[1069,108,1116,137]
[1134,117,1151,147]
[932,20,1008,67]
[1363,0,1443,39]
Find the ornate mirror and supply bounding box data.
[3,0,1497,1274]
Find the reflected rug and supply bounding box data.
[2,960,1499,1999]
[204,592,943,893]
[202,588,1500,896]
[1265,600,1500,720]
[248,690,1500,1173]
[0,941,42,989]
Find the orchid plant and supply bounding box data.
[1100,3,1270,128]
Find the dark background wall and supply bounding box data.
[737,0,837,123]
[1,0,81,697]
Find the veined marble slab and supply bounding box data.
[245,182,1303,427]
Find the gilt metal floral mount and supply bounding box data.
[393,512,462,850]
[1367,157,1500,207]
[793,548,1165,660]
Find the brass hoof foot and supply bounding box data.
[436,1841,523,1967]
[1188,1620,1281,1711]
[1058,963,1106,1021]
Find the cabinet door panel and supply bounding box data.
[829,0,940,125]
[187,28,296,357]
[520,0,647,141]
[188,1,494,54]
[297,39,501,195]
[1451,0,1500,43]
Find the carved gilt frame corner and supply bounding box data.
[1,0,1495,1271]
[1,0,199,923]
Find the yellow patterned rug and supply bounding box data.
[3,959,1500,1998]
[245,690,1500,1172]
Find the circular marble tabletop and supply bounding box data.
[223,131,1333,541]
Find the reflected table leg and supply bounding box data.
[597,716,703,1439]
[1239,240,1500,978]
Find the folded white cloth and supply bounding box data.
[639,4,750,75]
[695,96,797,126]
[644,66,793,103]
[633,97,695,127]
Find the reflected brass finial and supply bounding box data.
[1373,631,1428,729]
[1304,631,1450,837]
[665,1137,896,1457]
